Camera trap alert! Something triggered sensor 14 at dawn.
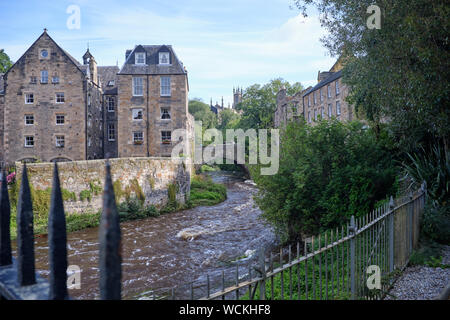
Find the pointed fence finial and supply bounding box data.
[48,163,69,300]
[389,196,395,209]
[0,168,12,266]
[16,163,36,286]
[99,161,122,300]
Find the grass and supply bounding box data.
[409,241,449,268]
[8,174,228,239]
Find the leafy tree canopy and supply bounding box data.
[0,49,13,73]
[188,98,217,130]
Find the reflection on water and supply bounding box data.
[16,171,277,300]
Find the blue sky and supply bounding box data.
[0,0,336,107]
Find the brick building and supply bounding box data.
[0,31,193,165]
[275,58,355,128]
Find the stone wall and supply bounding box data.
[16,157,192,214]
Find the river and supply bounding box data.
[26,171,277,300]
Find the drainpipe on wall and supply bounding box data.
[146,75,150,157]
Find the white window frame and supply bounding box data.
[336,101,341,115]
[159,52,170,65]
[132,108,144,121]
[56,114,65,125]
[107,97,115,112]
[56,135,65,148]
[161,131,172,144]
[308,111,311,123]
[107,80,115,87]
[335,80,340,95]
[108,123,116,141]
[25,93,34,104]
[132,77,144,96]
[161,107,171,120]
[328,104,332,117]
[133,131,144,144]
[314,91,317,105]
[135,52,146,65]
[41,70,48,84]
[160,76,171,96]
[327,85,331,98]
[24,114,34,126]
[55,92,65,104]
[25,136,34,148]
[52,76,59,84]
[320,88,324,102]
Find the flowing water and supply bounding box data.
[23,172,277,300]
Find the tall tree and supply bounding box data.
[237,79,303,130]
[0,49,13,73]
[188,98,217,130]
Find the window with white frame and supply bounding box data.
[135,52,146,65]
[314,109,317,121]
[328,104,332,117]
[107,97,115,112]
[161,107,171,120]
[56,135,65,148]
[160,76,171,96]
[108,123,116,141]
[41,70,48,83]
[25,136,34,147]
[56,114,65,125]
[25,114,34,125]
[308,111,311,123]
[327,85,331,98]
[314,91,317,105]
[30,76,37,84]
[308,95,311,107]
[56,92,65,103]
[133,132,144,144]
[159,52,170,65]
[52,75,59,84]
[107,80,115,87]
[133,77,143,96]
[25,93,34,104]
[132,108,143,121]
[335,80,340,95]
[336,101,341,115]
[161,131,171,144]
[320,88,324,102]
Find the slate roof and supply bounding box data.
[303,70,342,97]
[98,66,119,94]
[119,45,186,75]
[0,73,4,94]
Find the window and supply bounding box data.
[40,49,48,58]
[25,93,34,104]
[133,132,144,144]
[320,88,324,102]
[25,114,34,125]
[160,76,171,96]
[161,107,171,120]
[56,114,65,125]
[314,109,317,121]
[327,85,331,98]
[335,80,340,95]
[52,76,59,84]
[41,70,48,83]
[107,97,115,112]
[308,111,311,123]
[328,104,332,117]
[87,94,91,106]
[159,52,170,65]
[56,92,65,103]
[132,108,143,121]
[30,76,37,84]
[308,95,311,107]
[88,137,92,147]
[135,52,146,65]
[56,136,65,148]
[108,123,116,141]
[25,136,34,147]
[133,77,143,96]
[314,91,317,105]
[161,131,171,144]
[336,101,341,115]
[107,80,115,87]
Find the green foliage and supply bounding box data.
[188,175,227,207]
[200,164,219,173]
[253,119,397,242]
[217,109,240,131]
[237,78,303,130]
[409,242,448,268]
[0,49,13,73]
[188,98,218,130]
[420,202,450,244]
[127,178,145,204]
[79,180,102,202]
[117,196,159,221]
[168,183,179,203]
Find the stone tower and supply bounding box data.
[233,87,243,109]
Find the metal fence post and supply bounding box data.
[259,248,266,300]
[388,196,395,273]
[349,216,356,300]
[0,169,12,266]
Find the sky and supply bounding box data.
[0,0,336,107]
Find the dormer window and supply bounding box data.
[107,80,115,86]
[135,52,146,65]
[159,52,170,65]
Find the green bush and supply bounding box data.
[188,175,227,207]
[252,119,398,243]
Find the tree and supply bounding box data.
[218,109,240,130]
[188,98,217,130]
[252,119,397,243]
[237,79,303,130]
[293,0,450,154]
[0,49,13,73]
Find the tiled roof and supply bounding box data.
[98,66,119,94]
[119,45,186,75]
[303,70,342,97]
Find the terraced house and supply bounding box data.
[0,30,193,165]
[275,57,355,128]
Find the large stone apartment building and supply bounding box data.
[275,58,354,128]
[0,30,193,165]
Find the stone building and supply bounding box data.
[275,58,354,128]
[116,45,193,158]
[0,31,193,165]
